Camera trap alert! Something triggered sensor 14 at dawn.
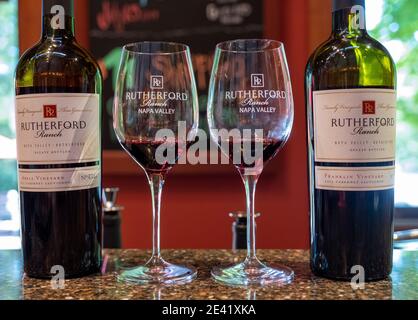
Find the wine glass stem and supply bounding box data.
[149,173,165,260]
[243,174,259,260]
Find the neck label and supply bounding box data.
[50,5,65,30]
[351,5,365,30]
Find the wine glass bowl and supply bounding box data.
[207,39,294,286]
[114,42,198,173]
[113,41,199,285]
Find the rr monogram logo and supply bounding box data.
[151,75,164,90]
[43,105,57,118]
[50,5,65,30]
[362,101,376,115]
[251,74,264,88]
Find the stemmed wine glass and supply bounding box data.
[207,39,294,286]
[113,42,199,284]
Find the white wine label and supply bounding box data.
[315,166,395,191]
[313,89,396,163]
[18,166,100,192]
[15,93,100,165]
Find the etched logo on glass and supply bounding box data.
[151,75,164,90]
[251,74,264,88]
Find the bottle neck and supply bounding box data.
[332,5,367,37]
[42,0,75,39]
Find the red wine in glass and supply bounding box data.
[122,138,187,174]
[114,41,199,285]
[208,39,295,286]
[225,139,286,173]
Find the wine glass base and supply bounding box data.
[211,259,294,287]
[118,259,197,285]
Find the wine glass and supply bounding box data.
[207,39,294,286]
[113,42,199,284]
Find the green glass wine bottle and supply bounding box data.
[306,0,397,281]
[15,0,102,278]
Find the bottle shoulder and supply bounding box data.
[309,35,395,70]
[307,35,396,87]
[16,38,102,85]
[306,34,396,89]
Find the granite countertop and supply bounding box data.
[0,249,417,300]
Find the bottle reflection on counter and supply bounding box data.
[230,211,260,251]
[103,188,124,249]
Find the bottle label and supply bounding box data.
[313,89,396,162]
[15,93,100,192]
[313,89,396,191]
[315,166,395,191]
[18,166,100,192]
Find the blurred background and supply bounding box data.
[0,0,417,250]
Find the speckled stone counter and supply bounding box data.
[0,249,417,300]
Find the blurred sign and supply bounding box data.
[89,0,263,150]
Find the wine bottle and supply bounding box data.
[306,0,396,281]
[15,0,102,278]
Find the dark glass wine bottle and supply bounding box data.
[15,0,102,278]
[306,0,396,281]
